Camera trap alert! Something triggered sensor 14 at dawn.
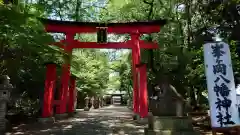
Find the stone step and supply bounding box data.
[150,116,194,130]
[145,129,200,135]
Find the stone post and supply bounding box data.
[84,95,90,111]
[99,97,103,107]
[74,89,77,111]
[0,75,12,133]
[93,96,99,109]
[91,97,94,109]
[98,97,101,108]
[127,99,132,109]
[68,76,76,114]
[102,96,106,106]
[176,101,183,117]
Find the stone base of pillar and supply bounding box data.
[136,117,148,124]
[144,116,199,135]
[144,129,199,135]
[38,117,55,123]
[132,113,140,120]
[144,128,156,135]
[0,130,5,135]
[84,107,90,111]
[68,112,77,117]
[54,113,68,120]
[0,120,7,134]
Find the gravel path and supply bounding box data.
[5,106,146,135]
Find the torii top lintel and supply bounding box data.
[39,18,166,34]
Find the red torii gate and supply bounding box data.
[40,18,166,119]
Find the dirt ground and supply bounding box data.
[5,106,215,135]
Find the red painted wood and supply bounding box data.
[132,51,137,113]
[42,20,161,116]
[68,77,76,113]
[56,33,73,114]
[42,64,56,118]
[138,64,148,118]
[108,25,160,34]
[41,18,163,118]
[45,24,161,34]
[131,34,141,114]
[55,63,70,114]
[52,40,158,49]
[131,47,136,113]
[52,100,62,105]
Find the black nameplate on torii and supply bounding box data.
[97,27,107,44]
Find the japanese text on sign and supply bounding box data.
[203,42,239,127]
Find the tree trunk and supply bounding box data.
[189,87,197,108]
[75,0,82,21]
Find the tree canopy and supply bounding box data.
[2,0,240,116]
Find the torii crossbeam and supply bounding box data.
[39,18,166,119]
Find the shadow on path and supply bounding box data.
[6,106,146,135]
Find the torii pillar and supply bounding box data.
[131,33,141,115]
[41,63,57,118]
[55,34,74,116]
[68,75,77,115]
[137,64,148,118]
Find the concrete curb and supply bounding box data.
[84,107,90,111]
[54,113,68,120]
[68,112,77,117]
[38,117,55,123]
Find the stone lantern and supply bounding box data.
[84,95,90,111]
[145,83,199,135]
[0,75,13,133]
[149,84,185,116]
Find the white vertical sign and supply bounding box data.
[203,41,239,127]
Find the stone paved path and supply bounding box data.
[5,105,146,135]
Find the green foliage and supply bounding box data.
[100,0,240,108]
[71,49,110,95]
[4,0,240,116]
[109,51,132,97]
[0,3,64,115]
[1,1,112,116]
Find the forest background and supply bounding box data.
[1,0,240,117]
